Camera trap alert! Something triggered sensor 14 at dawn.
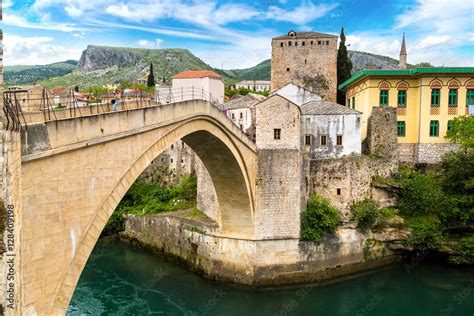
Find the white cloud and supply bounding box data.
[396,0,473,34]
[2,0,14,9]
[3,35,83,65]
[137,38,163,49]
[415,35,451,49]
[3,12,87,32]
[266,2,338,25]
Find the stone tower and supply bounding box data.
[270,30,338,102]
[399,33,407,70]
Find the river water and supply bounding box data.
[67,239,474,316]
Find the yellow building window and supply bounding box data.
[429,120,439,137]
[448,89,458,106]
[380,90,388,107]
[466,89,474,106]
[397,90,406,107]
[431,89,440,106]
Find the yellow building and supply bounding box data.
[339,67,474,163]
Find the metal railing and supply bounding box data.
[3,87,223,124]
[3,90,27,132]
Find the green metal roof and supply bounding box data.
[338,67,474,90]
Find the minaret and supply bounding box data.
[399,33,407,70]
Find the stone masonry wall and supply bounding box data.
[196,158,220,224]
[255,95,302,239]
[307,156,396,222]
[271,35,337,102]
[121,213,398,286]
[399,143,460,164]
[366,107,398,163]
[417,143,460,164]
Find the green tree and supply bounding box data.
[301,195,340,242]
[147,63,156,87]
[74,85,79,92]
[445,115,474,150]
[337,26,353,105]
[398,172,444,216]
[414,62,433,67]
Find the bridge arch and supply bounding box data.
[19,100,256,313]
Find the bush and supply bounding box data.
[398,172,444,216]
[102,176,197,236]
[404,215,442,248]
[449,236,474,265]
[351,199,379,232]
[301,195,340,242]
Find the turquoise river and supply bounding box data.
[67,239,474,315]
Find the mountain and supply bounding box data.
[4,60,78,86]
[4,46,418,89]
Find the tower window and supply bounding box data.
[305,135,312,145]
[274,129,281,140]
[240,112,243,119]
[336,135,343,146]
[430,120,439,137]
[337,188,341,196]
[295,41,298,46]
[171,144,174,150]
[326,40,329,45]
[287,67,290,72]
[288,41,292,46]
[280,42,283,47]
[304,59,307,64]
[320,135,327,146]
[302,41,305,46]
[310,40,314,45]
[318,40,321,45]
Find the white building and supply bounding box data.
[224,93,266,137]
[302,101,361,158]
[258,83,362,158]
[234,80,271,92]
[171,70,224,104]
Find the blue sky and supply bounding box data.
[2,0,473,68]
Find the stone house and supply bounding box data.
[223,93,265,139]
[302,101,361,158]
[271,30,338,102]
[171,70,224,104]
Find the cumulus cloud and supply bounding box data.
[137,38,164,49]
[266,2,338,25]
[415,35,451,49]
[3,35,83,65]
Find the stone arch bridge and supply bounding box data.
[15,99,259,314]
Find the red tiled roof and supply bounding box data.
[51,87,67,94]
[173,70,221,79]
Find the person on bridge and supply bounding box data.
[113,90,121,112]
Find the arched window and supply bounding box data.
[379,82,390,107]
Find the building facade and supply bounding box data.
[223,93,265,139]
[171,70,224,104]
[302,101,361,159]
[270,30,338,102]
[234,80,271,92]
[339,67,474,163]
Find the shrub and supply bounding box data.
[301,195,340,242]
[351,199,379,232]
[398,172,444,216]
[404,215,442,248]
[449,236,474,265]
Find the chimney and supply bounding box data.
[399,33,407,70]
